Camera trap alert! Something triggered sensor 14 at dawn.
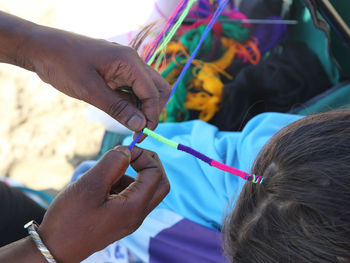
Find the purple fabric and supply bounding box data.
[149,218,227,263]
[178,144,212,164]
[253,16,288,54]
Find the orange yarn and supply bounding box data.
[162,36,260,122]
[235,37,261,65]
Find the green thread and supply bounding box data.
[147,0,197,65]
[162,17,252,123]
[154,50,165,70]
[143,128,179,149]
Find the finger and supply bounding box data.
[132,66,171,143]
[85,71,147,132]
[109,175,134,196]
[130,146,170,213]
[81,146,131,198]
[115,147,169,215]
[127,61,161,131]
[132,130,147,143]
[145,65,171,112]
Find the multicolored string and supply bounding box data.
[165,0,229,106]
[143,128,263,184]
[129,0,229,150]
[144,0,198,64]
[129,0,263,183]
[143,0,187,62]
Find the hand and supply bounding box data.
[21,24,171,135]
[37,146,169,263]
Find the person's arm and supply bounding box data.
[0,237,46,263]
[0,11,170,137]
[0,146,170,263]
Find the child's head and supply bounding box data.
[224,110,350,263]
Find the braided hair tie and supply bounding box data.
[143,128,263,184]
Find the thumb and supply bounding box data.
[85,72,147,132]
[81,146,131,198]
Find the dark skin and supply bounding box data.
[0,11,171,138]
[0,11,171,262]
[0,146,170,263]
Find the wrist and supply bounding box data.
[26,220,58,263]
[0,236,47,263]
[22,236,48,263]
[0,11,39,70]
[37,225,83,263]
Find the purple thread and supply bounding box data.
[178,144,212,164]
[144,0,189,63]
[253,16,288,54]
[129,0,228,150]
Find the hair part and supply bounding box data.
[224,110,350,263]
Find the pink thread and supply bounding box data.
[211,160,248,179]
[143,0,186,61]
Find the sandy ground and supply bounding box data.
[0,0,105,190]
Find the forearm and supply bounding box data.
[0,237,46,263]
[0,11,38,70]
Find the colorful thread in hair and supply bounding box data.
[143,128,263,183]
[143,0,187,62]
[129,0,229,150]
[148,0,197,65]
[144,0,198,64]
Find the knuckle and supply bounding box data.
[143,150,160,165]
[162,178,170,194]
[107,100,129,120]
[148,167,163,186]
[105,149,129,163]
[165,86,171,98]
[78,175,103,197]
[153,166,163,178]
[122,46,138,59]
[149,150,159,160]
[163,82,171,96]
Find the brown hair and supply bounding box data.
[129,22,157,52]
[224,110,350,263]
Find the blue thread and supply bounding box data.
[165,0,229,106]
[129,0,229,150]
[128,133,143,150]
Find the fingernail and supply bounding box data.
[127,114,145,131]
[113,146,131,159]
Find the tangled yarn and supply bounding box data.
[160,15,261,122]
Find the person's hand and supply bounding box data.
[37,146,169,263]
[21,24,171,137]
